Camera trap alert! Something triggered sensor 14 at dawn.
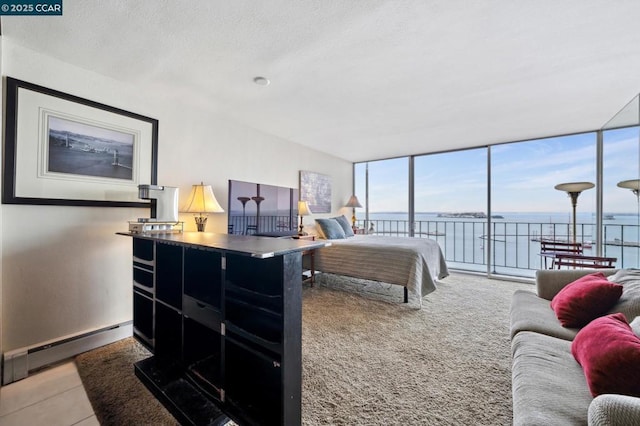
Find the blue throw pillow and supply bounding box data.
[315,218,346,239]
[332,215,355,237]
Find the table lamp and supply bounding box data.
[345,195,362,228]
[182,182,224,232]
[298,200,312,235]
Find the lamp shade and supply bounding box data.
[554,182,595,193]
[182,182,224,214]
[345,195,362,208]
[617,179,640,192]
[298,200,312,216]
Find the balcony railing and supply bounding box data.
[228,214,296,235]
[355,219,639,277]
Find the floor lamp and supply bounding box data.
[554,182,594,244]
[617,179,640,266]
[617,179,640,197]
[237,196,251,234]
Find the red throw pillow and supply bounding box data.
[572,313,640,397]
[550,272,623,328]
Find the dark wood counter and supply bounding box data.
[118,231,329,258]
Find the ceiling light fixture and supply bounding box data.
[253,76,270,86]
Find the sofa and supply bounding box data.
[510,268,640,425]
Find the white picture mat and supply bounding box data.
[14,88,153,202]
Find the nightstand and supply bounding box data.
[292,235,317,284]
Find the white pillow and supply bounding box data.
[304,223,320,237]
[630,316,640,338]
[608,268,640,284]
[606,269,640,321]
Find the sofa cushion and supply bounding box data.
[572,313,640,398]
[607,269,640,320]
[589,394,640,425]
[536,269,617,301]
[510,290,579,341]
[511,331,593,426]
[550,272,623,328]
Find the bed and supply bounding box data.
[307,234,449,307]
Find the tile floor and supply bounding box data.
[0,360,98,426]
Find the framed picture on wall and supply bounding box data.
[300,170,331,213]
[2,77,158,207]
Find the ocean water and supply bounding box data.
[360,212,640,273]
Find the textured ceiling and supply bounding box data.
[3,1,640,162]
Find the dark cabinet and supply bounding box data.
[184,248,222,309]
[155,243,183,309]
[133,291,153,345]
[127,234,309,426]
[155,302,182,361]
[132,238,155,349]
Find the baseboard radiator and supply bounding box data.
[2,320,133,385]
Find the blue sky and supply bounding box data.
[356,127,640,213]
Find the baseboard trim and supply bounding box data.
[2,320,133,385]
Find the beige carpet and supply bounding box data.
[304,273,531,425]
[76,272,532,425]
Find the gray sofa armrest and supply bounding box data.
[535,269,618,301]
[589,394,640,425]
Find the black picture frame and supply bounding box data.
[2,77,158,207]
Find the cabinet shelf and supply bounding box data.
[133,266,154,290]
[225,283,282,313]
[224,337,281,426]
[225,321,282,355]
[183,295,221,332]
[186,355,222,402]
[225,298,282,348]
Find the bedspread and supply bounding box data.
[310,235,449,306]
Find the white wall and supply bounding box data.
[0,39,352,352]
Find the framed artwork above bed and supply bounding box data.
[300,170,331,213]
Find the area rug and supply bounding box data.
[75,337,179,425]
[76,272,532,425]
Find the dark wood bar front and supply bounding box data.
[120,232,328,426]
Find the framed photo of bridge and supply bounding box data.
[2,77,158,207]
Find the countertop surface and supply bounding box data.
[117,232,330,258]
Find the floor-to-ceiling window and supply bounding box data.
[355,158,409,235]
[490,133,597,277]
[602,126,640,268]
[354,127,640,278]
[414,148,487,273]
